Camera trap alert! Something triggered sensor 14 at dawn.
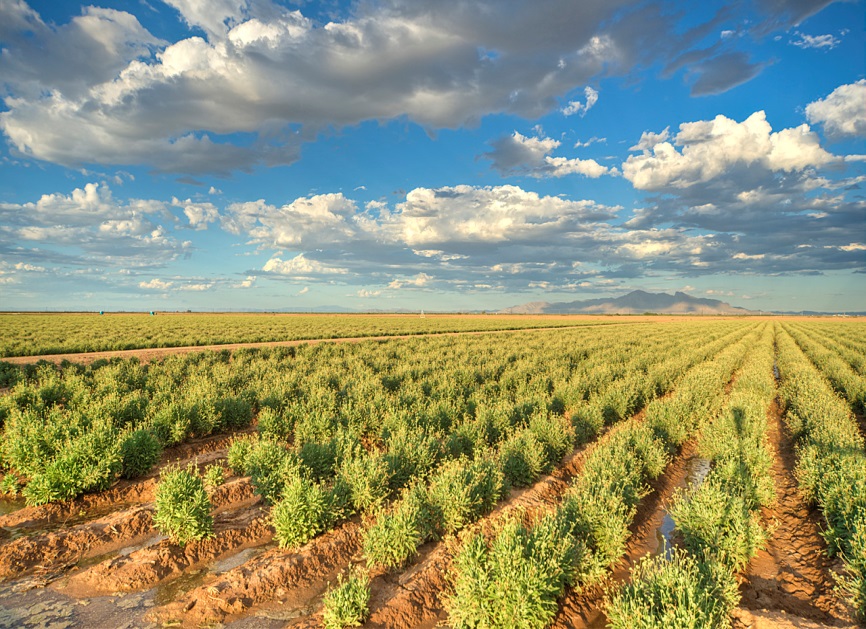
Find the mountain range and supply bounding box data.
[499,290,760,315]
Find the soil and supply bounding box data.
[151,520,362,627]
[733,400,857,628]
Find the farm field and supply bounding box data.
[0,317,863,629]
[0,312,629,359]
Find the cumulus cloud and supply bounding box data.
[790,31,840,49]
[263,253,348,277]
[0,0,812,174]
[806,80,866,139]
[483,131,614,179]
[562,86,598,117]
[623,111,835,190]
[0,182,189,268]
[173,198,220,230]
[620,109,864,277]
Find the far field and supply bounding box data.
[0,315,863,629]
[0,312,623,358]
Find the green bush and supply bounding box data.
[226,434,258,475]
[447,512,578,629]
[497,430,546,488]
[337,450,392,513]
[427,457,503,536]
[271,475,330,549]
[119,429,162,479]
[322,566,370,629]
[606,548,737,629]
[362,484,429,569]
[153,464,214,545]
[203,463,225,490]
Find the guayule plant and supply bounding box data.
[119,428,161,479]
[322,566,370,629]
[153,463,213,545]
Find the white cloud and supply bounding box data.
[263,253,348,276]
[790,31,840,49]
[388,185,618,246]
[297,286,309,295]
[562,86,598,117]
[574,136,606,148]
[173,197,220,230]
[0,1,779,174]
[806,80,866,139]
[139,278,173,290]
[0,182,188,267]
[224,193,361,248]
[388,273,433,289]
[208,186,222,195]
[357,289,382,298]
[484,131,614,179]
[629,127,670,152]
[623,111,835,190]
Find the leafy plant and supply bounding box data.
[321,566,370,629]
[119,428,162,479]
[153,463,214,545]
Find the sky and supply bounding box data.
[0,0,864,313]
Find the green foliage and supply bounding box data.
[606,548,737,629]
[446,513,578,629]
[362,484,430,569]
[227,434,258,475]
[153,463,214,545]
[322,566,370,629]
[497,430,546,488]
[119,429,162,479]
[244,438,302,504]
[203,463,225,490]
[271,474,331,549]
[337,450,392,514]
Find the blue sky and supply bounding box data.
[0,0,864,312]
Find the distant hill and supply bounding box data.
[499,290,759,315]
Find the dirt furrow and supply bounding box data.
[151,520,362,627]
[64,503,270,595]
[733,400,856,628]
[0,430,245,533]
[0,477,255,581]
[551,439,704,629]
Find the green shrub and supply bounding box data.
[226,434,258,475]
[362,484,430,569]
[271,475,330,549]
[671,479,768,573]
[605,548,737,629]
[337,451,391,513]
[203,463,225,490]
[446,512,578,629]
[119,429,162,479]
[299,439,338,481]
[497,430,546,488]
[153,464,214,545]
[427,457,503,536]
[322,566,370,629]
[245,438,302,504]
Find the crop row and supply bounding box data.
[0,321,750,506]
[788,321,866,377]
[0,312,614,358]
[776,325,866,617]
[442,323,760,628]
[607,323,777,628]
[782,323,866,415]
[203,322,754,555]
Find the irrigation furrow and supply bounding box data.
[734,400,854,626]
[64,504,269,596]
[0,477,255,580]
[0,431,244,533]
[150,520,362,627]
